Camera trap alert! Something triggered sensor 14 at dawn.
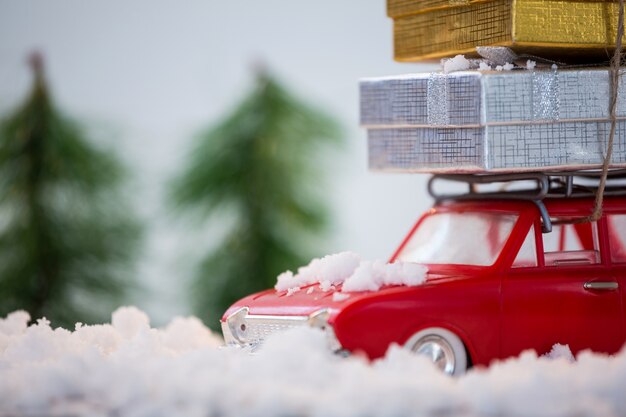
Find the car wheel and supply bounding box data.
[404,327,468,376]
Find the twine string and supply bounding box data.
[574,0,624,224]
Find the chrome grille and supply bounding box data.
[222,308,309,348]
[222,307,343,352]
[244,317,307,345]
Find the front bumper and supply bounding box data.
[221,307,344,353]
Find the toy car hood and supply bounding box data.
[221,271,457,321]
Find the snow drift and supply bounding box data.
[1,307,625,417]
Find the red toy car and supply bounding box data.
[221,172,626,375]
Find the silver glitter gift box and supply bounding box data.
[360,68,626,173]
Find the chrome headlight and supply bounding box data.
[222,306,249,345]
[308,308,330,329]
[307,308,342,352]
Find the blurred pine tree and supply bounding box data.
[0,54,142,327]
[171,70,342,329]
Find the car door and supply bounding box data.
[605,210,626,353]
[501,216,624,359]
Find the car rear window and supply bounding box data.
[607,214,626,263]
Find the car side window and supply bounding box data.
[512,225,537,268]
[542,220,600,266]
[606,214,626,263]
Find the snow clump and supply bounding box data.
[275,251,361,292]
[443,54,471,73]
[342,260,428,292]
[285,287,301,297]
[332,292,350,302]
[275,252,428,293]
[544,343,576,362]
[111,306,150,338]
[495,62,515,71]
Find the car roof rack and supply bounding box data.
[427,169,626,233]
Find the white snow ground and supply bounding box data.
[1,307,625,417]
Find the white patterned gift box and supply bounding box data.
[360,68,626,173]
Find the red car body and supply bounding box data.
[221,196,626,368]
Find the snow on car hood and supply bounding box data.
[226,276,440,320]
[274,251,428,293]
[222,252,429,318]
[223,284,363,318]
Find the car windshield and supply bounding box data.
[395,211,518,266]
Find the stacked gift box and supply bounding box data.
[361,0,625,174]
[388,0,622,62]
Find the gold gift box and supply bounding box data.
[391,0,624,62]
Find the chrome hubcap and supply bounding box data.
[411,335,456,375]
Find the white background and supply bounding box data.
[0,0,437,323]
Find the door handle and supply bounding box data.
[583,281,619,291]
